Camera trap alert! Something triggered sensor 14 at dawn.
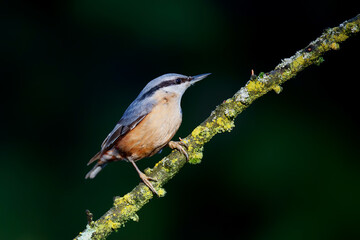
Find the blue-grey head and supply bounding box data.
[137,73,211,100]
[120,73,211,124]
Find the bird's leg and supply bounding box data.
[168,138,189,161]
[128,159,159,196]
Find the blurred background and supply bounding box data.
[2,0,360,239]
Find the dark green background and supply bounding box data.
[2,0,360,239]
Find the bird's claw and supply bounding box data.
[168,140,189,161]
[139,172,159,196]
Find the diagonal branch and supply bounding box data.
[74,14,360,240]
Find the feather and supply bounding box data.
[87,97,156,166]
[100,95,155,149]
[87,114,147,166]
[85,162,108,179]
[87,151,102,165]
[100,114,147,151]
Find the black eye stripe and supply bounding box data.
[138,77,191,100]
[175,77,192,84]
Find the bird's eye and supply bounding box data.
[175,78,182,84]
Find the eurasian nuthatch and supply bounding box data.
[86,73,211,195]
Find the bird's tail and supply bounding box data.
[87,151,102,166]
[85,161,108,179]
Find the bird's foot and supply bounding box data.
[168,139,189,161]
[138,172,159,197]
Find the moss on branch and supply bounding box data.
[74,14,360,240]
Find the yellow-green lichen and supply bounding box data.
[318,41,329,52]
[332,32,349,42]
[94,218,122,238]
[216,117,235,132]
[108,220,121,230]
[114,193,135,206]
[272,84,283,94]
[224,108,236,118]
[247,80,264,92]
[138,185,154,199]
[189,150,203,164]
[157,188,166,197]
[224,98,233,104]
[315,57,325,66]
[191,126,206,138]
[279,69,293,81]
[154,160,164,169]
[191,125,212,143]
[120,205,137,216]
[291,55,306,70]
[170,157,178,165]
[144,167,153,175]
[330,42,340,50]
[205,121,214,128]
[129,213,139,222]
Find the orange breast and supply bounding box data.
[116,93,182,161]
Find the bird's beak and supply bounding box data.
[190,73,211,84]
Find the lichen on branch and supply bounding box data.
[74,14,360,240]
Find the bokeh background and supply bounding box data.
[2,0,360,239]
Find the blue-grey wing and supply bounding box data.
[100,99,155,151]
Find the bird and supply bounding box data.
[85,73,211,195]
